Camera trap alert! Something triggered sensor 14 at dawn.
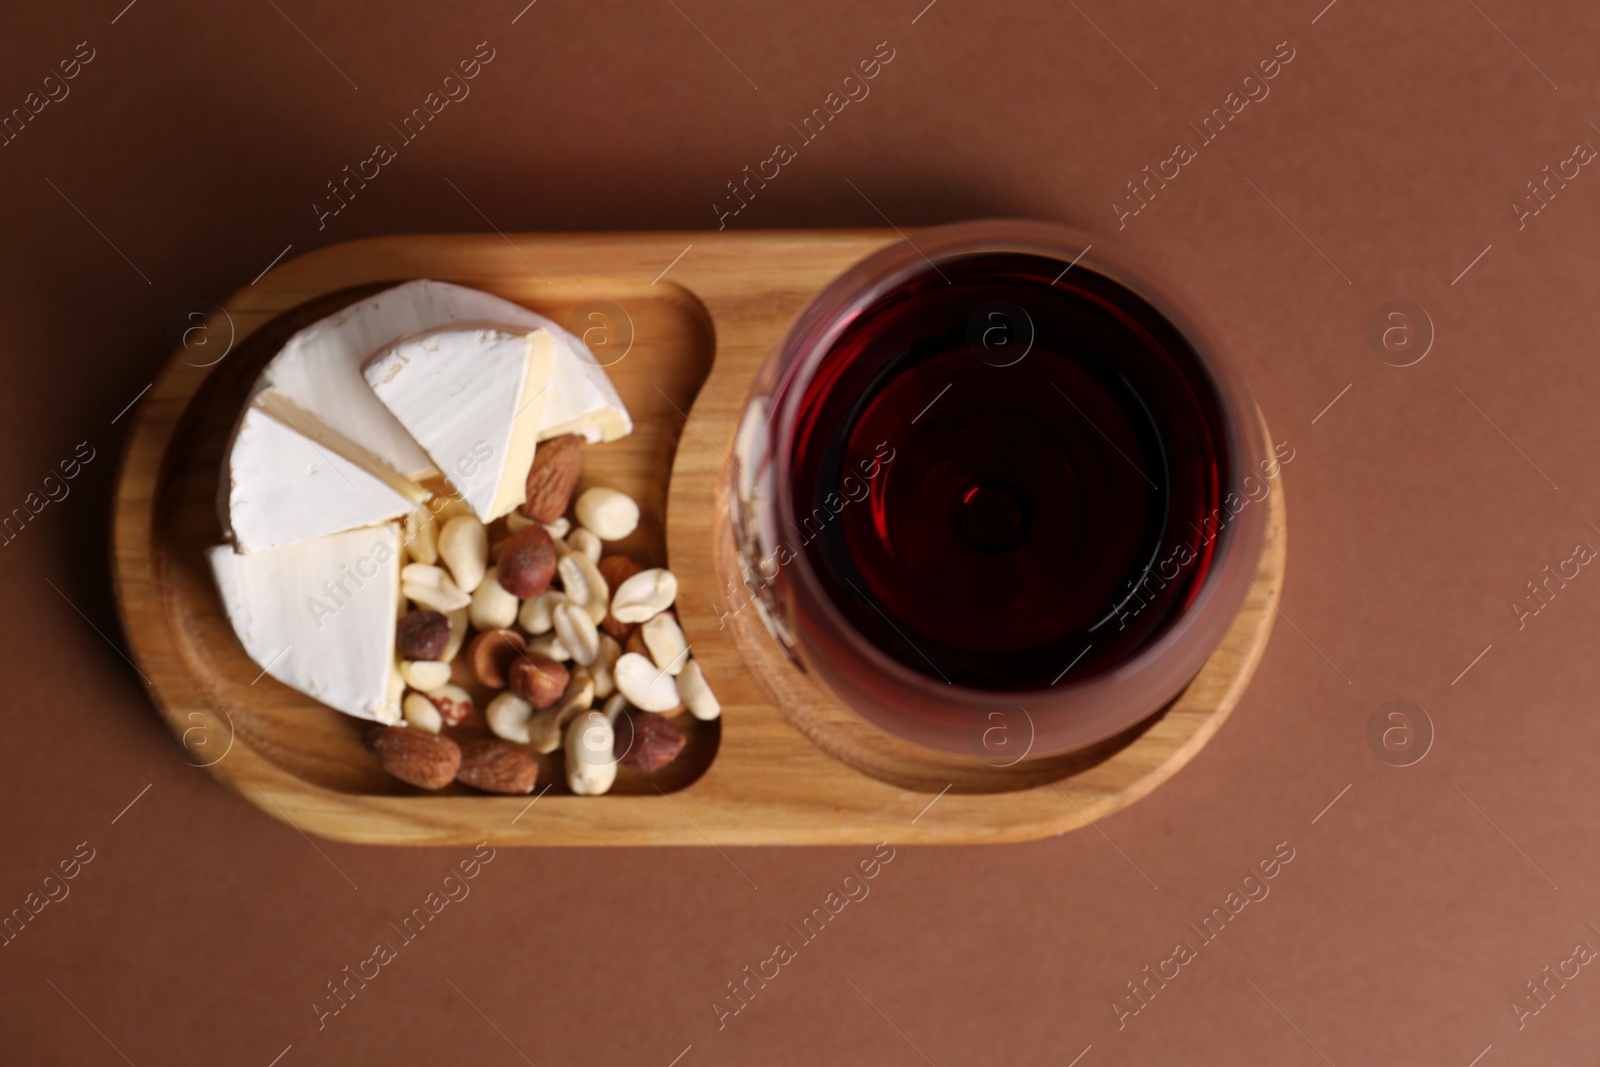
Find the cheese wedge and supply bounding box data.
[223,397,423,554]
[364,325,555,522]
[539,326,632,443]
[208,524,404,723]
[251,280,629,483]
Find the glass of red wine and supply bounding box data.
[730,220,1271,760]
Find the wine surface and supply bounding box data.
[787,253,1229,690]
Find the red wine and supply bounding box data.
[787,252,1228,690]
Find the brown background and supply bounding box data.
[2,0,1597,1063]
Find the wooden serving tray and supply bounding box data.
[111,231,1285,846]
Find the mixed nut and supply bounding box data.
[365,434,720,796]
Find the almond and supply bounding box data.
[509,655,570,709]
[365,725,461,789]
[597,554,644,589]
[496,523,558,598]
[456,737,539,795]
[624,627,650,659]
[520,433,585,522]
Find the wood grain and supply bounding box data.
[111,231,1285,846]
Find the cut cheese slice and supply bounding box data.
[364,325,554,521]
[251,280,630,484]
[223,397,422,554]
[539,327,632,443]
[208,524,404,723]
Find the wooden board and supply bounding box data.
[111,231,1285,846]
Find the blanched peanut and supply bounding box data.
[438,515,489,594]
[558,552,610,624]
[469,566,519,630]
[677,659,721,721]
[518,590,564,635]
[591,634,622,699]
[401,563,471,612]
[610,568,677,623]
[525,632,571,662]
[441,607,469,662]
[614,652,682,713]
[402,691,443,732]
[574,487,639,541]
[567,527,603,564]
[641,613,688,676]
[553,600,601,665]
[402,507,438,565]
[399,659,452,692]
[566,710,617,795]
[486,691,534,744]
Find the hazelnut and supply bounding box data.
[616,711,685,772]
[496,523,558,598]
[396,610,450,661]
[509,655,570,709]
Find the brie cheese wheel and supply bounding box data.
[224,399,420,554]
[364,325,555,522]
[208,524,404,723]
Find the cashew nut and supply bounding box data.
[438,514,489,594]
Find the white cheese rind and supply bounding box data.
[208,524,403,723]
[364,325,553,521]
[538,324,632,443]
[225,404,417,554]
[253,279,610,478]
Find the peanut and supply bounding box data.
[574,487,639,541]
[610,568,677,624]
[438,514,489,594]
